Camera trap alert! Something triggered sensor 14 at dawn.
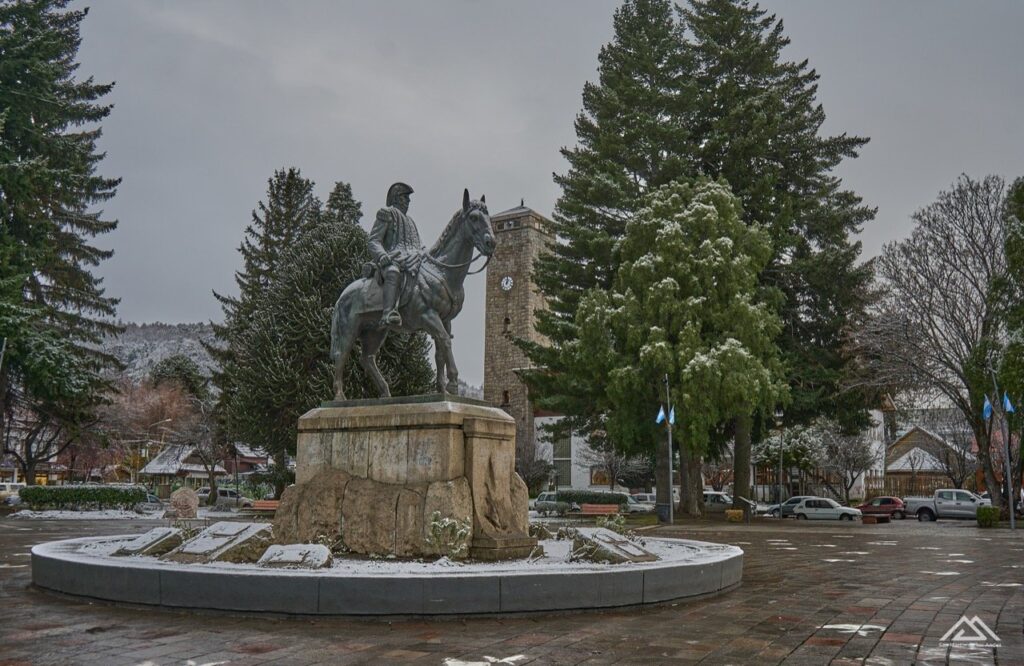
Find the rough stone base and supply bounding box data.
[282,397,535,560]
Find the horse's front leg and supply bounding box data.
[433,342,446,394]
[441,320,460,394]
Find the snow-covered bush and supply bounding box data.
[425,511,471,559]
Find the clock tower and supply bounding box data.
[484,202,553,466]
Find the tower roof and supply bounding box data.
[491,204,540,220]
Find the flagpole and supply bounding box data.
[664,374,673,525]
[988,368,1015,531]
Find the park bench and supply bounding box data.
[861,514,891,524]
[244,500,279,517]
[580,503,619,517]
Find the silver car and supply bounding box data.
[793,497,862,521]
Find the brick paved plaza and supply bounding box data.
[1,517,1023,665]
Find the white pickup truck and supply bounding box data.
[903,489,990,521]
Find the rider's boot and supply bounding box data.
[380,271,402,327]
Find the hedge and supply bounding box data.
[976,506,1000,528]
[555,489,628,506]
[19,485,147,510]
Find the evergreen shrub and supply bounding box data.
[556,490,628,506]
[976,506,1000,528]
[19,485,146,511]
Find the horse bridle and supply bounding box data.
[424,207,493,274]
[426,251,491,274]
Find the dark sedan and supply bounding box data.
[856,496,906,520]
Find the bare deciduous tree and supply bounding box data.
[850,175,1013,506]
[171,398,232,506]
[576,442,651,492]
[919,411,977,489]
[810,420,879,505]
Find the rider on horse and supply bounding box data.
[368,182,423,328]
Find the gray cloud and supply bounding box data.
[75,1,1024,386]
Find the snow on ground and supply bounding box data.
[10,509,153,520]
[48,529,741,577]
[9,507,240,521]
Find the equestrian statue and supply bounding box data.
[330,183,495,400]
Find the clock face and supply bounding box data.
[500,276,514,291]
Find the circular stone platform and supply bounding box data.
[31,535,742,616]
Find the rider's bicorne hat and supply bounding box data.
[386,182,414,206]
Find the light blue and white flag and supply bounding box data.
[1005,392,1016,414]
[669,406,676,425]
[656,405,666,424]
[983,395,993,420]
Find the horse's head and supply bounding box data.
[461,188,495,256]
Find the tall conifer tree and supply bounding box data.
[0,1,121,482]
[524,0,874,512]
[207,167,321,425]
[526,0,696,436]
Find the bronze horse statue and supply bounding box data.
[330,189,495,400]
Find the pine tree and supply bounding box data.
[0,1,121,482]
[572,179,785,514]
[524,0,875,511]
[683,0,875,430]
[525,0,696,437]
[207,167,322,438]
[150,354,208,401]
[225,203,433,491]
[323,181,361,226]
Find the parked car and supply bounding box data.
[903,489,990,522]
[856,496,907,520]
[623,494,655,513]
[765,495,812,518]
[530,491,580,513]
[793,497,862,521]
[631,490,681,504]
[702,491,734,512]
[196,486,254,508]
[135,493,164,512]
[0,482,26,500]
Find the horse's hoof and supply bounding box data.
[445,382,459,394]
[334,393,346,401]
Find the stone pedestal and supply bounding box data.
[276,395,536,560]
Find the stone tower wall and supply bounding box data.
[483,208,553,465]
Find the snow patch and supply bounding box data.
[819,624,886,637]
[10,510,147,521]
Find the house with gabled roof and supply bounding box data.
[139,443,227,491]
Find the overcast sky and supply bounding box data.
[75,1,1024,387]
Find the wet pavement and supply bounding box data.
[1,515,1022,665]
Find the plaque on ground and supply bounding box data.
[572,528,659,564]
[257,544,332,569]
[163,521,273,564]
[114,527,183,557]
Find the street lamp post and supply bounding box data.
[664,374,674,525]
[775,408,785,506]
